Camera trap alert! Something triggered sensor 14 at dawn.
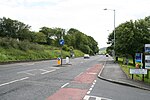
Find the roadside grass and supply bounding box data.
[0,45,84,63]
[118,58,150,84]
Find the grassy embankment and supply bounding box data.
[0,38,84,63]
[118,58,150,84]
[0,46,84,63]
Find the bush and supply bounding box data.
[0,38,12,49]
[62,45,70,51]
[18,40,31,51]
[0,37,85,62]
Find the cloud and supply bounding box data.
[0,0,150,48]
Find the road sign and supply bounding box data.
[135,53,142,63]
[130,69,147,74]
[145,44,150,69]
[145,55,150,69]
[59,39,64,46]
[145,44,150,53]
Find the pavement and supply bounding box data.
[98,56,150,91]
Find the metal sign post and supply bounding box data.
[59,39,65,66]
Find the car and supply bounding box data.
[84,54,90,59]
[106,54,109,57]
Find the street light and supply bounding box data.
[104,8,116,59]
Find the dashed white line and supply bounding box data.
[86,80,97,95]
[0,77,29,87]
[86,91,91,94]
[61,83,69,88]
[89,87,93,91]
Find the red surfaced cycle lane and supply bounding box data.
[47,64,103,100]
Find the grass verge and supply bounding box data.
[118,58,150,84]
[0,45,84,63]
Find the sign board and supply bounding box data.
[135,53,142,63]
[145,55,150,69]
[59,39,64,46]
[145,44,150,53]
[130,69,147,74]
[145,44,150,69]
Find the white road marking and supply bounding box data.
[18,68,57,75]
[91,84,94,88]
[50,67,60,69]
[39,69,48,72]
[87,91,91,94]
[75,72,83,79]
[86,67,91,71]
[23,72,35,76]
[17,69,37,76]
[0,77,29,87]
[83,95,112,100]
[18,69,37,73]
[89,87,93,91]
[87,72,97,75]
[61,83,69,88]
[86,80,97,95]
[41,69,56,75]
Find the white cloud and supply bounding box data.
[0,0,150,48]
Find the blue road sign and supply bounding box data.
[135,53,142,63]
[59,39,64,45]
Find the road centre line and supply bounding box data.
[0,77,29,87]
[61,83,69,88]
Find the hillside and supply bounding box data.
[0,38,84,63]
[99,47,107,54]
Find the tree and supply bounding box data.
[0,17,31,40]
[32,32,46,43]
[65,28,99,54]
[107,16,150,65]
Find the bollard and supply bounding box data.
[57,57,61,65]
[66,57,69,64]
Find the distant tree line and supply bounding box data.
[0,17,99,55]
[107,16,150,65]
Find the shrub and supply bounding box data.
[18,40,30,51]
[62,45,70,51]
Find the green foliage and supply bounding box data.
[62,45,70,51]
[0,37,43,51]
[0,17,99,60]
[0,17,31,40]
[64,28,99,55]
[107,16,150,64]
[74,50,84,57]
[32,32,46,43]
[0,38,84,62]
[118,57,150,84]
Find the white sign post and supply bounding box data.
[130,69,147,74]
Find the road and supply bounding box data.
[0,55,150,100]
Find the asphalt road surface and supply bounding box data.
[0,55,150,100]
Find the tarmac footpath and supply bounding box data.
[98,57,150,91]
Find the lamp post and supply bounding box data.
[104,8,116,59]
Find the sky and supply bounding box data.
[0,0,150,48]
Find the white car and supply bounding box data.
[84,54,90,59]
